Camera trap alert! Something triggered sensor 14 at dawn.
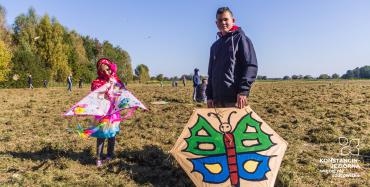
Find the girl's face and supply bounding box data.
[100,64,112,76]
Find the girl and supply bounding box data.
[91,58,124,167]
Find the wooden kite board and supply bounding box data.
[170,106,288,187]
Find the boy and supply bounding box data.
[206,7,258,108]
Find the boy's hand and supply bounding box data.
[207,100,214,108]
[237,94,248,109]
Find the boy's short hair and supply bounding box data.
[216,7,233,18]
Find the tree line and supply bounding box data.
[139,65,370,83]
[148,65,370,82]
[257,66,370,80]
[0,6,133,88]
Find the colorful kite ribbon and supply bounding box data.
[76,106,138,138]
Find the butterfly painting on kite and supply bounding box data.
[186,111,274,185]
[170,107,288,187]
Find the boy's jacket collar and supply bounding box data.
[217,25,239,38]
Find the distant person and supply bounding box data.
[196,78,208,103]
[172,79,178,87]
[28,74,33,89]
[207,7,258,108]
[79,78,83,88]
[160,81,163,87]
[182,76,186,87]
[192,68,201,101]
[43,79,48,88]
[67,74,72,92]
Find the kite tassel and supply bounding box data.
[76,122,105,138]
[73,107,139,138]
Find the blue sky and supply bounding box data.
[1,0,369,78]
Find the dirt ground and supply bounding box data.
[0,80,369,186]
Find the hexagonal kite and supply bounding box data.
[170,106,288,187]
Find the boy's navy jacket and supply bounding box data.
[206,26,258,103]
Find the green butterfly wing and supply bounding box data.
[233,113,274,153]
[184,114,225,156]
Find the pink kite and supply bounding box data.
[64,81,147,138]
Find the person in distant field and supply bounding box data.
[28,74,33,89]
[79,78,83,88]
[207,7,258,109]
[192,68,201,101]
[201,78,208,103]
[43,79,48,88]
[172,78,178,87]
[160,81,163,87]
[67,74,73,92]
[196,78,208,103]
[182,76,186,87]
